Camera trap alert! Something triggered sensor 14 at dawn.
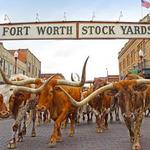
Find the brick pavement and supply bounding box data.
[0,118,150,150]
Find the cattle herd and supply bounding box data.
[1,56,150,150]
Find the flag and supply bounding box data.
[141,0,150,8]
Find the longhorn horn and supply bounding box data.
[136,79,150,85]
[56,56,89,86]
[71,73,74,81]
[0,66,38,86]
[71,73,80,81]
[58,83,114,107]
[0,66,11,84]
[11,74,57,94]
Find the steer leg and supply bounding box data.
[95,115,103,133]
[90,111,93,121]
[61,117,68,129]
[109,111,113,123]
[115,106,121,122]
[31,109,36,137]
[87,112,91,122]
[104,113,109,130]
[69,113,75,137]
[132,111,143,150]
[37,111,42,126]
[22,115,27,135]
[17,124,23,142]
[7,124,18,149]
[76,111,80,125]
[123,117,134,143]
[49,109,68,147]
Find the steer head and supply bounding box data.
[36,75,63,112]
[9,92,31,119]
[107,80,147,121]
[93,78,107,91]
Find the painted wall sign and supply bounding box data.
[0,21,150,40]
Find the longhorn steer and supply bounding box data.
[87,78,112,133]
[0,70,56,149]
[59,77,150,150]
[36,57,88,147]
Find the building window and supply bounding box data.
[131,49,135,64]
[28,62,31,73]
[119,62,122,72]
[127,54,130,67]
[3,59,5,71]
[9,64,13,76]
[0,58,2,66]
[32,65,34,75]
[35,67,37,77]
[123,59,126,70]
[4,61,8,75]
[38,70,41,77]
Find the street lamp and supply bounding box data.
[106,68,109,82]
[139,49,144,75]
[14,51,18,74]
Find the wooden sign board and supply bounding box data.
[0,21,150,40]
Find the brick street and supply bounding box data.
[0,118,150,150]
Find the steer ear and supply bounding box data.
[133,84,148,92]
[105,88,118,96]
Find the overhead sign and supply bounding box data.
[0,21,150,40]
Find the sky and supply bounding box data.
[0,0,150,80]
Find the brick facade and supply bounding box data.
[0,42,41,80]
[118,14,150,79]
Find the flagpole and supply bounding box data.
[141,1,143,19]
[141,7,143,18]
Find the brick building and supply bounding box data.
[94,75,119,82]
[0,42,41,80]
[118,14,150,79]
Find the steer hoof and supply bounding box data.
[132,143,141,150]
[56,136,63,142]
[7,141,16,149]
[31,131,36,137]
[69,132,74,137]
[96,128,103,133]
[17,136,23,142]
[22,127,26,135]
[48,141,56,148]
